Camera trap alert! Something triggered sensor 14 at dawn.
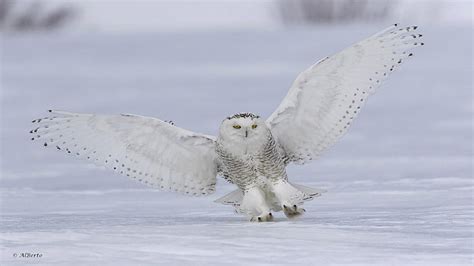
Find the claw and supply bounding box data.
[283,204,305,219]
[250,212,273,222]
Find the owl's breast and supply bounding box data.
[216,133,287,190]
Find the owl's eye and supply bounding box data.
[251,124,258,129]
[233,125,241,129]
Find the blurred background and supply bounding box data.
[0,0,471,33]
[0,0,473,265]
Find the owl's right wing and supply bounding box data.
[267,24,423,164]
[31,110,219,196]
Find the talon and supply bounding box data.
[258,217,262,222]
[267,213,274,221]
[293,204,297,210]
[283,205,288,210]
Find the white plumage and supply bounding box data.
[268,24,423,164]
[31,111,218,196]
[31,24,423,222]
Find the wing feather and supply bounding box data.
[267,24,423,164]
[31,110,218,196]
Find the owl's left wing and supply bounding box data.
[31,110,218,196]
[267,24,423,164]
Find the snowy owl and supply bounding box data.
[31,24,423,222]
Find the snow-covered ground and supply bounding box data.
[1,24,473,265]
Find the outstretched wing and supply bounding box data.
[267,24,423,164]
[31,110,218,196]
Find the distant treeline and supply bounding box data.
[277,0,396,24]
[0,0,77,32]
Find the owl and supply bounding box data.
[31,24,423,222]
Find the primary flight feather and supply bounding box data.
[31,24,423,222]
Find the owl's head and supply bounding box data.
[218,112,268,142]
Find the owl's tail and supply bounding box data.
[291,183,326,201]
[214,189,244,207]
[214,182,325,208]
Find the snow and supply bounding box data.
[1,24,473,265]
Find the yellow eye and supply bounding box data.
[252,124,257,129]
[233,125,241,129]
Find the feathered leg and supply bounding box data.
[240,186,273,222]
[270,180,307,219]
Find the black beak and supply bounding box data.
[245,130,248,138]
